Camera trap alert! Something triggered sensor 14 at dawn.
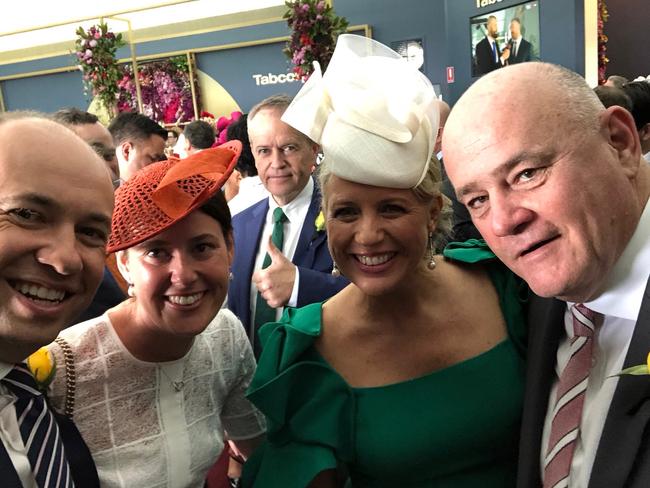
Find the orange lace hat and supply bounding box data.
[107,140,241,253]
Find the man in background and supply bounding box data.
[52,107,119,182]
[108,112,167,182]
[622,81,650,162]
[228,95,347,355]
[183,119,215,156]
[443,62,650,488]
[507,18,534,64]
[52,108,125,323]
[0,112,114,486]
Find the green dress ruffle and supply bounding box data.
[243,240,528,487]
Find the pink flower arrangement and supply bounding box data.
[283,0,348,79]
[597,0,609,84]
[117,56,196,125]
[75,22,124,114]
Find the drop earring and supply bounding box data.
[331,262,341,277]
[127,283,135,297]
[427,232,436,270]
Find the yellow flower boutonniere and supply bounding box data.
[613,352,650,377]
[315,210,326,232]
[27,346,56,391]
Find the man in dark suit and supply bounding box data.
[475,15,506,75]
[0,113,111,486]
[507,18,534,64]
[443,62,650,488]
[228,95,347,355]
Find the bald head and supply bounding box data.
[442,62,649,302]
[0,115,114,361]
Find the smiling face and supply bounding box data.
[443,64,647,302]
[323,175,438,297]
[248,107,318,206]
[0,118,114,361]
[119,210,233,339]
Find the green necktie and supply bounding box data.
[252,207,287,355]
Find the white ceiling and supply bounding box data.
[0,0,284,52]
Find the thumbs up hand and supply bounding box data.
[252,236,296,308]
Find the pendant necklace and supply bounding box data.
[159,365,184,392]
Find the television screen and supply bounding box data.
[470,1,540,77]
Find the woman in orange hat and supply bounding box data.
[37,142,265,488]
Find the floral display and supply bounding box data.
[216,111,243,145]
[283,0,349,79]
[598,0,609,84]
[75,22,125,115]
[117,56,197,125]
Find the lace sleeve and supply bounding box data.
[46,340,67,415]
[220,311,266,440]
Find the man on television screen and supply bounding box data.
[475,15,507,75]
[507,17,534,64]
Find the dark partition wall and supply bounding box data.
[604,0,650,80]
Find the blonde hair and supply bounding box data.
[317,155,452,249]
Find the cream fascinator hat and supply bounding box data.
[282,34,439,189]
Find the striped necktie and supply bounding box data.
[252,207,287,355]
[2,364,74,488]
[543,304,598,488]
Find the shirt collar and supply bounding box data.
[582,198,650,320]
[268,177,314,223]
[0,361,14,380]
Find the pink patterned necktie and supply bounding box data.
[543,304,598,488]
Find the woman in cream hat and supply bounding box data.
[40,144,265,487]
[242,35,527,487]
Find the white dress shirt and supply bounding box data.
[249,178,314,322]
[0,361,37,488]
[228,176,269,217]
[541,199,650,487]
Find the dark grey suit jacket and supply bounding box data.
[517,276,650,488]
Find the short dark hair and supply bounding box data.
[184,120,215,150]
[226,114,257,177]
[511,17,521,26]
[108,112,167,145]
[52,107,99,126]
[622,81,650,129]
[199,190,232,240]
[593,85,632,111]
[606,75,629,89]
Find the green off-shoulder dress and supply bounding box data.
[242,241,528,488]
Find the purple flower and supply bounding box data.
[316,14,322,20]
[89,39,97,48]
[317,1,325,11]
[85,49,93,57]
[301,3,309,12]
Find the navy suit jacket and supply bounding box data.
[517,276,650,488]
[475,36,502,75]
[228,185,348,346]
[508,38,534,64]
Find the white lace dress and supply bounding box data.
[48,309,266,488]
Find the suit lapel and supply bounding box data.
[589,275,650,488]
[517,296,565,487]
[238,200,268,327]
[292,188,321,266]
